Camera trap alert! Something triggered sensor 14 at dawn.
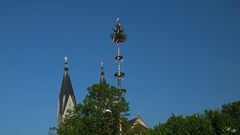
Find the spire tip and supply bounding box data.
[100,61,104,68]
[64,56,68,67]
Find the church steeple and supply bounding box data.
[57,56,76,124]
[100,62,107,84]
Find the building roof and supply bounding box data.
[127,114,149,130]
[58,59,76,115]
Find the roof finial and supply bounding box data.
[64,56,68,67]
[137,112,140,118]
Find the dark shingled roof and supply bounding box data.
[58,66,76,116]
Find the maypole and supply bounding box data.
[111,17,126,92]
[111,17,127,135]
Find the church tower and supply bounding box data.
[57,56,76,124]
[100,62,107,84]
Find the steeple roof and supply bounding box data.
[100,62,107,84]
[58,56,76,116]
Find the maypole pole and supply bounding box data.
[111,17,127,135]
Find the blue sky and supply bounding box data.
[0,0,240,134]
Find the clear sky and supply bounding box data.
[0,0,240,134]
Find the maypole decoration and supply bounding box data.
[111,17,127,135]
[111,17,127,93]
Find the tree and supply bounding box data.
[164,115,187,135]
[147,114,215,135]
[126,124,149,135]
[204,101,240,135]
[204,110,228,135]
[184,115,216,135]
[221,101,240,134]
[144,123,172,135]
[57,83,129,135]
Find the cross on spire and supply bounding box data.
[64,56,68,67]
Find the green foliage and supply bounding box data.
[53,88,239,135]
[204,101,240,135]
[184,115,216,135]
[204,110,229,135]
[147,114,215,135]
[221,101,240,133]
[145,100,240,135]
[57,83,129,135]
[127,124,148,135]
[111,19,127,45]
[146,124,170,135]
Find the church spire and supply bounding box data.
[57,56,76,124]
[100,62,107,84]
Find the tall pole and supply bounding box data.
[116,45,122,135]
[111,17,127,135]
[112,17,126,91]
[117,46,121,89]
